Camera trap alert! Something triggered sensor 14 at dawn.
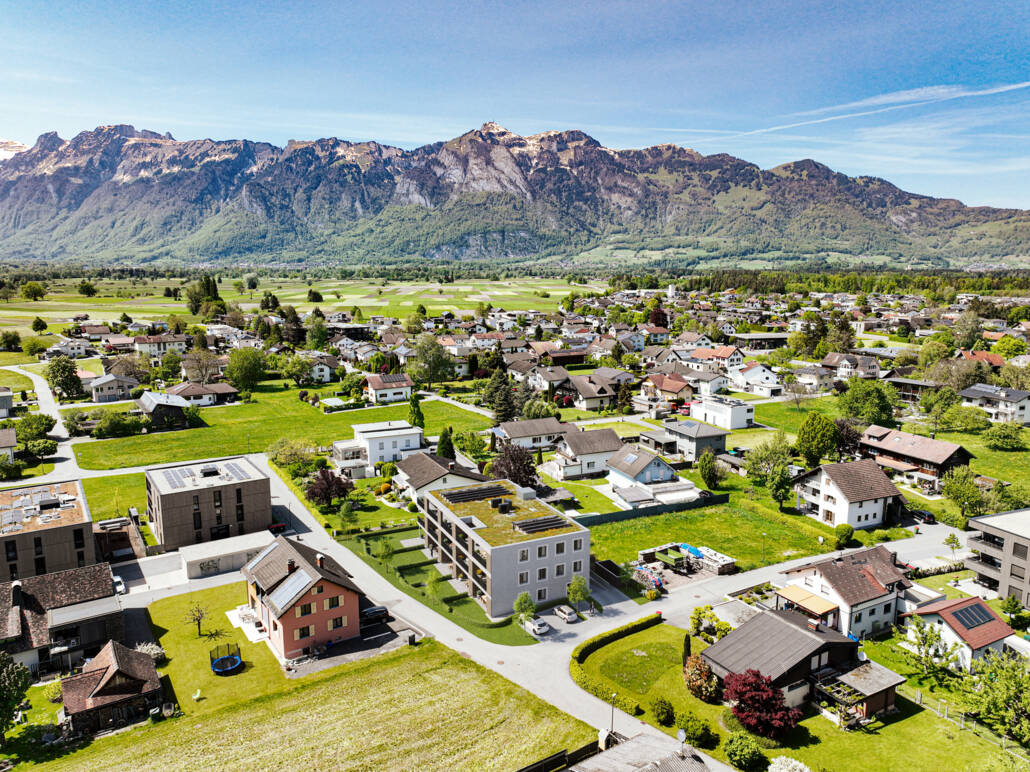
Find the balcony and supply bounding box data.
[965,555,1001,578]
[967,535,1004,557]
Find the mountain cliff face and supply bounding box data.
[0,122,1027,265]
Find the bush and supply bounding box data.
[834,523,854,550]
[381,461,398,480]
[870,528,891,542]
[645,588,661,601]
[134,641,167,664]
[406,501,418,513]
[651,696,675,726]
[129,386,146,400]
[725,732,766,771]
[379,482,392,495]
[983,422,1025,451]
[683,654,721,702]
[768,758,812,772]
[0,459,26,481]
[43,680,63,703]
[676,712,717,749]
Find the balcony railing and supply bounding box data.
[968,536,1004,555]
[965,555,1001,577]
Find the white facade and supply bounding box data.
[365,382,412,404]
[790,571,899,639]
[690,396,754,430]
[334,421,424,466]
[904,614,1007,670]
[794,469,890,530]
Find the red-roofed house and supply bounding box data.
[60,640,162,734]
[690,346,744,369]
[363,373,414,403]
[955,349,1005,370]
[901,597,1013,670]
[641,373,692,401]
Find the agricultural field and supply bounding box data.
[0,276,603,336]
[72,384,490,469]
[579,623,1012,771]
[2,583,588,771]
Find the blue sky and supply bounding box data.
[2,0,1028,206]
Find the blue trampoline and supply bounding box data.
[210,642,243,675]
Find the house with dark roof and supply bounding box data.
[859,425,973,492]
[701,608,905,722]
[959,383,1030,424]
[639,418,728,462]
[393,452,491,507]
[60,640,162,734]
[363,373,414,404]
[792,459,903,530]
[135,391,188,429]
[820,352,879,379]
[900,596,1013,670]
[0,563,122,676]
[566,374,619,411]
[89,374,138,403]
[242,536,363,661]
[641,373,692,402]
[551,428,624,481]
[494,417,570,449]
[779,546,918,638]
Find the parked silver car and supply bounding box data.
[554,605,577,623]
[522,615,551,635]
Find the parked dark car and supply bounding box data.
[360,605,390,624]
[910,509,936,524]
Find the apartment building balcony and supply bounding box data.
[965,554,1002,578]
[967,534,1005,557]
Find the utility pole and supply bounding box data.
[762,532,767,565]
[610,692,616,734]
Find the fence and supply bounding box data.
[573,493,729,527]
[896,683,1030,764]
[514,741,599,772]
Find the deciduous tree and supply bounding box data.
[44,355,82,400]
[491,442,537,488]
[408,333,454,388]
[723,669,802,739]
[225,348,265,391]
[0,651,30,747]
[795,412,840,468]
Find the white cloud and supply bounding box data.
[792,81,1030,116]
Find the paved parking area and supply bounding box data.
[287,609,423,678]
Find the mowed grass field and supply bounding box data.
[0,276,605,335]
[81,473,147,520]
[7,583,591,772]
[73,385,490,469]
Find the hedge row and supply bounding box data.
[910,560,966,579]
[354,523,420,540]
[572,612,664,665]
[570,659,641,715]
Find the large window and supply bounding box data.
[298,603,313,617]
[1013,543,1028,560]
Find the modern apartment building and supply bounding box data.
[966,509,1030,607]
[145,457,272,549]
[689,395,754,430]
[0,481,97,579]
[331,420,426,477]
[420,480,590,617]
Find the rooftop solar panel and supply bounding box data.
[380,373,409,383]
[441,485,510,505]
[953,604,993,630]
[515,515,569,535]
[162,469,182,489]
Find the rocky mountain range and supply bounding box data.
[0,122,1027,267]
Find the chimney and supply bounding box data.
[316,553,325,568]
[287,559,296,574]
[448,463,455,471]
[10,581,21,609]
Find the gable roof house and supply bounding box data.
[550,428,624,481]
[605,446,695,508]
[60,640,162,735]
[690,346,744,370]
[728,362,783,397]
[701,609,905,719]
[820,352,880,380]
[494,417,570,449]
[779,546,923,639]
[166,381,239,406]
[0,563,123,676]
[792,459,903,530]
[363,373,414,404]
[641,373,692,402]
[89,374,138,404]
[859,425,973,492]
[135,391,189,429]
[955,349,1005,370]
[958,383,1030,424]
[900,596,1014,671]
[242,536,363,661]
[393,452,491,507]
[566,374,619,411]
[639,418,729,462]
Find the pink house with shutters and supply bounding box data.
[242,536,362,660]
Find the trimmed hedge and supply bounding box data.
[572,613,664,664]
[567,613,666,718]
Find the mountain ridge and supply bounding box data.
[0,122,1027,267]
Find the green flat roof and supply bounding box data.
[432,480,582,547]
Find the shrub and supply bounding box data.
[379,482,392,495]
[724,669,802,739]
[871,528,891,542]
[43,680,63,703]
[407,501,418,513]
[129,386,146,400]
[983,422,1025,451]
[725,732,766,771]
[683,654,720,702]
[0,459,26,481]
[645,588,661,601]
[381,461,398,480]
[651,696,675,726]
[768,758,812,772]
[834,523,854,549]
[676,712,717,749]
[134,641,167,664]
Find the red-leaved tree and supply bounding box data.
[723,669,802,738]
[490,443,538,489]
[306,468,353,506]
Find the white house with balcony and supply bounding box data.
[791,459,902,530]
[958,383,1030,425]
[331,420,425,477]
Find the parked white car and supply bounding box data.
[554,605,577,623]
[522,615,551,635]
[112,575,127,595]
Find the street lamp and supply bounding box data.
[610,692,616,734]
[762,532,767,565]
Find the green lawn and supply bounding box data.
[725,391,763,401]
[342,527,536,646]
[754,396,838,434]
[0,369,33,392]
[915,569,1007,616]
[82,473,147,521]
[73,383,491,469]
[539,470,620,514]
[579,623,1012,771]
[4,640,591,772]
[0,352,38,366]
[559,407,602,421]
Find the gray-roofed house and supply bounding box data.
[568,732,713,772]
[242,535,363,661]
[605,446,686,508]
[494,417,570,449]
[701,608,905,721]
[393,452,492,507]
[551,428,625,481]
[792,459,902,530]
[89,373,138,403]
[959,383,1030,424]
[135,391,189,429]
[640,418,729,461]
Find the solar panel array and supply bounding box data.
[379,373,410,384]
[224,461,252,481]
[515,515,569,535]
[162,469,185,489]
[441,485,510,505]
[1,509,24,526]
[953,604,993,630]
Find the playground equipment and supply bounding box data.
[209,642,243,675]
